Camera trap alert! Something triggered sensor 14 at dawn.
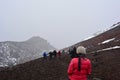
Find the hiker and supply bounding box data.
[49,51,53,59]
[62,50,65,54]
[43,51,47,60]
[69,47,77,58]
[53,50,57,58]
[67,46,92,80]
[57,50,61,59]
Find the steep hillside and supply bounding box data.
[63,23,120,80]
[89,48,120,80]
[0,36,55,67]
[74,24,120,52]
[0,48,119,80]
[0,54,70,80]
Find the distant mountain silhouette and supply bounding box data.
[0,23,120,80]
[0,36,55,67]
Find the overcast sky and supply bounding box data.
[0,0,120,49]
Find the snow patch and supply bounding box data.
[96,46,120,52]
[110,22,120,29]
[83,35,95,41]
[114,39,120,42]
[0,63,8,67]
[98,38,115,45]
[8,57,17,65]
[104,22,120,32]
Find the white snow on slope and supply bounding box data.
[0,43,17,67]
[83,22,120,41]
[0,64,8,67]
[83,35,95,41]
[96,46,120,52]
[110,22,120,29]
[98,38,115,45]
[103,22,120,32]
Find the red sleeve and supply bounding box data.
[87,59,92,75]
[67,59,74,79]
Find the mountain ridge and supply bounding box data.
[0,36,55,67]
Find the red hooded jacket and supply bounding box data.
[68,58,91,80]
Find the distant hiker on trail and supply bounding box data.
[68,46,92,80]
[49,51,53,59]
[53,50,57,58]
[69,47,77,58]
[62,50,65,54]
[43,51,47,60]
[57,50,62,59]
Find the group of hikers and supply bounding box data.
[42,50,63,60]
[43,46,92,80]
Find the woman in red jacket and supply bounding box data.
[68,46,92,80]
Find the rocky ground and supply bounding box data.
[0,54,70,80]
[88,48,120,80]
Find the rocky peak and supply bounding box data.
[26,36,46,43]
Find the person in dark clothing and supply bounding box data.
[57,50,62,59]
[49,51,53,59]
[53,50,57,58]
[62,50,65,54]
[69,47,77,58]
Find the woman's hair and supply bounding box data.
[77,53,86,71]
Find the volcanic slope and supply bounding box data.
[0,54,71,80]
[64,24,120,80]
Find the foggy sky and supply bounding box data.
[0,0,120,49]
